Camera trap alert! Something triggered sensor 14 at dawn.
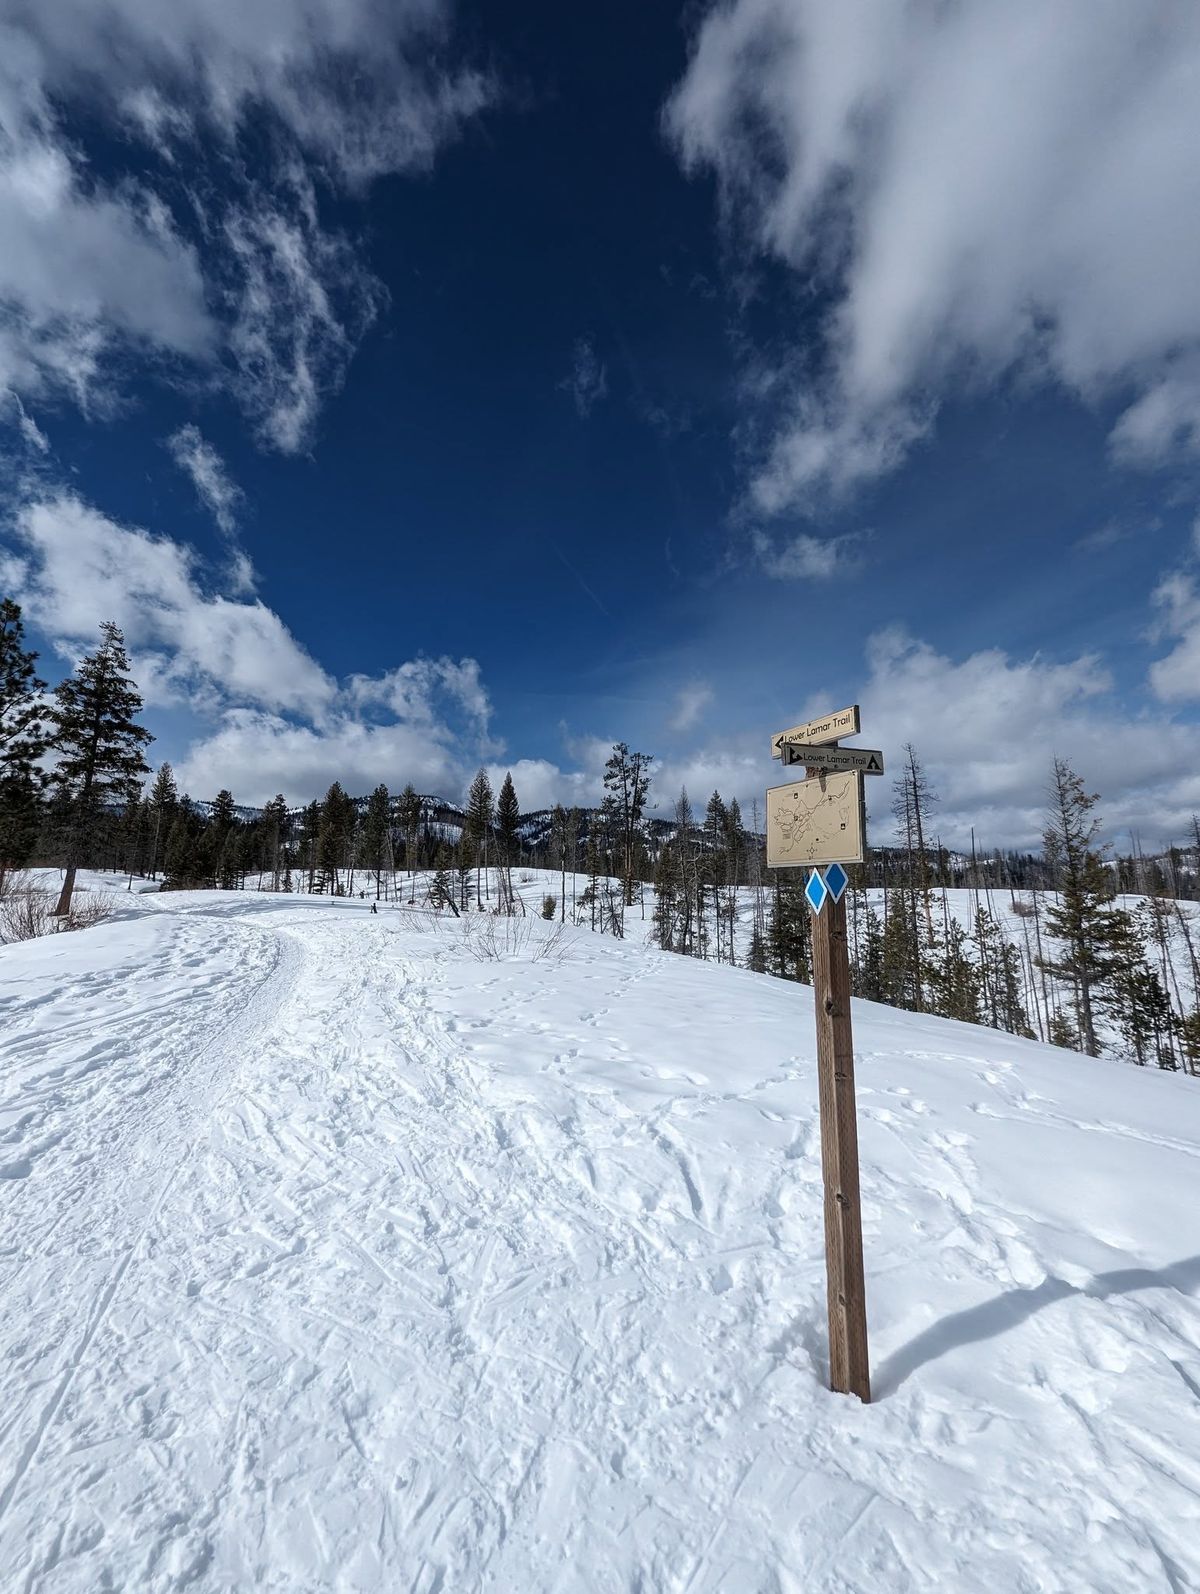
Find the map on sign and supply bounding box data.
[766,772,864,868]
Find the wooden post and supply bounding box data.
[810,888,871,1402]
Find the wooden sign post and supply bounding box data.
[768,707,882,1403]
[810,879,871,1403]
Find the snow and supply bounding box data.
[3,888,1200,1591]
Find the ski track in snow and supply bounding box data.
[1,886,1199,1591]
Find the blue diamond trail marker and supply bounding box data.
[766,705,871,1403]
[824,861,849,904]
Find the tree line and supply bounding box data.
[3,598,1198,1072]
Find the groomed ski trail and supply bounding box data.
[2,893,1200,1592]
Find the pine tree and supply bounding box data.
[724,797,743,965]
[551,803,569,923]
[766,872,809,981]
[0,599,48,885]
[1178,1006,1200,1077]
[652,843,676,950]
[299,800,321,892]
[603,743,653,907]
[430,844,457,914]
[852,905,887,1001]
[48,623,152,916]
[455,837,473,913]
[208,789,239,889]
[746,925,768,974]
[465,767,494,908]
[316,782,352,894]
[974,907,1030,1036]
[261,793,288,891]
[396,783,422,879]
[361,784,391,897]
[580,832,601,932]
[566,806,581,919]
[703,791,728,962]
[146,763,178,881]
[1039,757,1120,1057]
[162,810,208,890]
[496,771,520,914]
[118,794,151,884]
[928,918,981,1023]
[1047,1007,1078,1051]
[668,789,698,953]
[1103,909,1177,1068]
[880,889,921,1010]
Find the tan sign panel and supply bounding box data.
[780,742,884,775]
[771,704,860,758]
[767,772,865,868]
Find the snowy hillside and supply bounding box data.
[3,889,1200,1591]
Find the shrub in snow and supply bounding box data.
[0,873,114,943]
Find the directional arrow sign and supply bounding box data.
[771,704,859,759]
[781,742,885,775]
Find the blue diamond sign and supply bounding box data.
[804,869,829,915]
[825,861,849,904]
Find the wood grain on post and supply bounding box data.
[811,891,871,1402]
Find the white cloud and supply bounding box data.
[22,0,491,189]
[349,657,493,745]
[220,168,385,453]
[1,390,49,452]
[858,628,1200,848]
[630,624,1200,850]
[167,424,243,535]
[669,683,714,733]
[668,0,1200,504]
[0,2,488,443]
[1149,571,1200,705]
[175,712,465,809]
[7,492,335,717]
[0,107,212,407]
[2,485,503,808]
[751,529,861,581]
[1109,358,1200,466]
[481,759,594,815]
[561,338,608,418]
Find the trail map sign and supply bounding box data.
[766,706,872,1403]
[766,772,865,867]
[780,742,885,775]
[771,704,859,758]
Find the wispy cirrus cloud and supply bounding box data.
[669,683,714,733]
[1149,524,1200,705]
[561,338,608,418]
[167,425,243,536]
[0,1,491,452]
[751,529,863,581]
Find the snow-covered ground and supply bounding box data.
[3,887,1200,1591]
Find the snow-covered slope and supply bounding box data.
[2,892,1199,1591]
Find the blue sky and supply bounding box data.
[2,0,1199,848]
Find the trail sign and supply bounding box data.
[804,870,829,915]
[771,704,859,758]
[824,861,850,904]
[766,772,865,868]
[765,717,871,1404]
[781,743,885,775]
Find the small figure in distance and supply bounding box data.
[370,900,378,914]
